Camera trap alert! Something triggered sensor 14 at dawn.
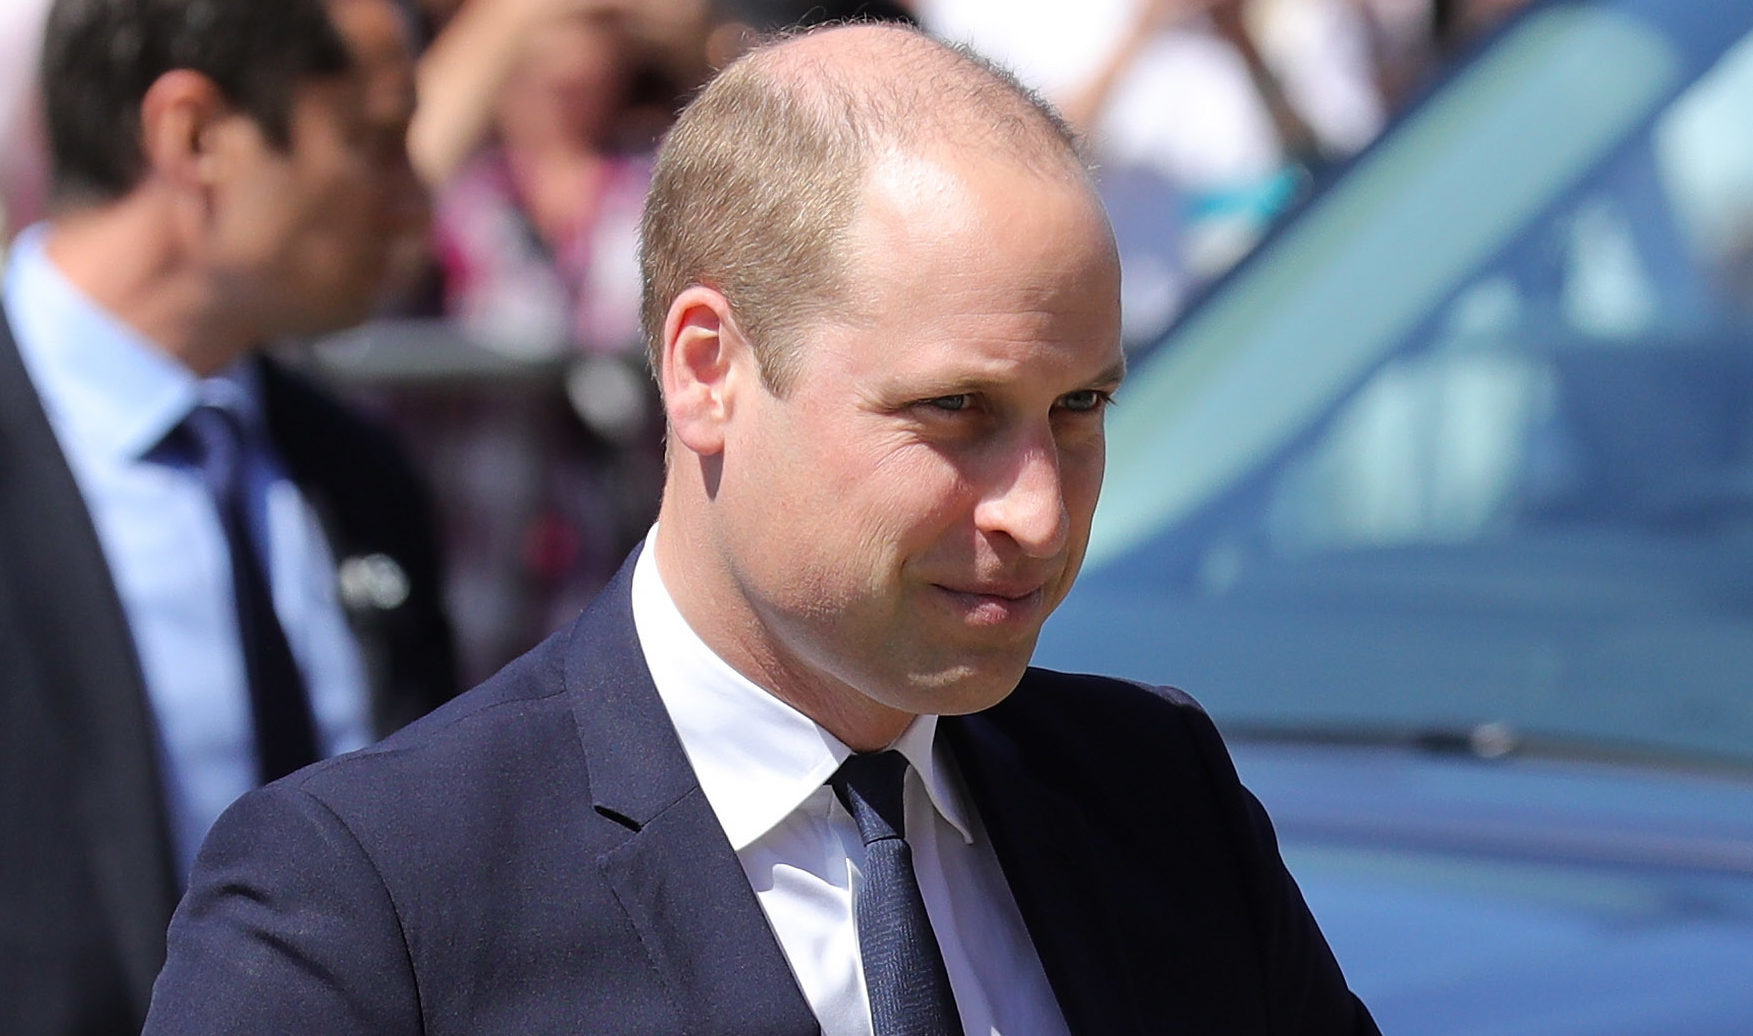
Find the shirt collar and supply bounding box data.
[3,222,264,462]
[630,529,975,851]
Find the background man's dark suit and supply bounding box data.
[0,308,458,1034]
[146,551,1374,1034]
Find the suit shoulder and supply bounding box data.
[1009,666,1213,734]
[285,625,577,813]
[958,667,1239,801]
[257,356,386,440]
[280,559,642,826]
[256,356,424,493]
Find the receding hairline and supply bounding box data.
[638,22,1092,393]
[735,22,1089,176]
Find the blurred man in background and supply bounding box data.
[0,0,457,1031]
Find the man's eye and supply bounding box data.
[922,394,973,413]
[1058,390,1114,413]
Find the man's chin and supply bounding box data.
[894,651,1034,717]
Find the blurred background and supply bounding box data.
[1,0,1518,686]
[12,0,1753,1031]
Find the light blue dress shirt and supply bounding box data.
[3,224,374,880]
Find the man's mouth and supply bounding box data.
[930,582,1048,626]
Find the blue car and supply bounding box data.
[1035,0,1753,1031]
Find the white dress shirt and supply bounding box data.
[630,533,1069,1036]
[3,223,374,879]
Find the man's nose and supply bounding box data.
[973,434,1070,559]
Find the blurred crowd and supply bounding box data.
[0,0,1531,682]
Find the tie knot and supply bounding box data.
[831,750,911,845]
[179,403,247,491]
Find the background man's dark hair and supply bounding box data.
[40,0,356,205]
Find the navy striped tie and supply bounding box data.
[180,404,320,783]
[831,751,962,1035]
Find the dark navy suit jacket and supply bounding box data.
[0,307,457,1035]
[145,551,1377,1034]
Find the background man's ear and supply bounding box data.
[661,286,753,457]
[138,69,234,191]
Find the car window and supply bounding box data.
[1044,8,1753,765]
[1271,27,1753,555]
[1090,5,1683,566]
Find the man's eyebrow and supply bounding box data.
[1089,358,1128,389]
[877,355,1128,401]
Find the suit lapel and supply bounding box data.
[943,687,1146,1036]
[256,356,456,735]
[565,553,820,1035]
[0,308,177,1015]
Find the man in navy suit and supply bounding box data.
[0,1,455,1032]
[146,22,1377,1035]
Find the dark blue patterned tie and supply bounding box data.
[830,751,962,1036]
[181,404,320,783]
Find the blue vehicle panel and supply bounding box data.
[1036,0,1753,1026]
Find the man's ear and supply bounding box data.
[138,69,235,192]
[661,286,755,457]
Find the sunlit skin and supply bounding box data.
[656,144,1125,751]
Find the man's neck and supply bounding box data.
[45,201,255,377]
[651,517,915,752]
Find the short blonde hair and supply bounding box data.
[638,24,1084,395]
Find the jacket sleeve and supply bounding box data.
[143,782,423,1034]
[1177,699,1382,1035]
